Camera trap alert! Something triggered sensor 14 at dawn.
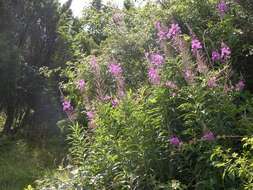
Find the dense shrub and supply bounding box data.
[36,1,253,189]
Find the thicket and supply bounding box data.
[0,0,75,137]
[32,0,253,190]
[0,1,73,189]
[0,0,251,189]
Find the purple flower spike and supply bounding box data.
[111,99,119,108]
[235,80,245,91]
[76,79,85,91]
[217,0,228,17]
[90,56,99,70]
[109,63,122,77]
[165,81,178,90]
[183,69,194,83]
[155,21,162,31]
[167,23,181,39]
[87,111,95,121]
[221,43,231,60]
[102,95,111,101]
[211,51,221,62]
[62,100,73,112]
[170,136,181,146]
[155,21,168,41]
[191,39,202,52]
[202,131,215,141]
[207,77,218,88]
[148,67,160,85]
[149,53,164,66]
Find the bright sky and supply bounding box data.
[59,0,124,17]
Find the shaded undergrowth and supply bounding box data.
[0,135,67,190]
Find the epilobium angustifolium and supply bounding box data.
[170,136,181,146]
[202,131,215,141]
[62,100,73,112]
[148,67,160,85]
[76,79,85,91]
[191,39,202,52]
[108,63,123,77]
[217,0,229,17]
[211,50,221,62]
[167,23,181,39]
[221,43,231,60]
[149,53,164,66]
[155,21,168,41]
[235,80,245,91]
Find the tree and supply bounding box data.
[91,0,102,11]
[0,0,72,136]
[124,0,134,10]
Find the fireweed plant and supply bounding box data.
[44,2,253,189]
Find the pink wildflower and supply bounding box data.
[118,89,125,97]
[86,111,95,121]
[102,95,111,101]
[221,43,231,60]
[62,100,73,112]
[183,69,194,83]
[211,51,221,62]
[155,21,168,41]
[207,77,218,88]
[111,99,119,108]
[235,80,245,91]
[148,67,160,85]
[155,21,161,30]
[108,63,123,77]
[217,0,228,17]
[191,39,202,52]
[167,23,181,39]
[170,136,181,146]
[202,131,215,141]
[149,53,164,66]
[165,81,178,90]
[76,79,85,91]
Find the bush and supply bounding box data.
[36,1,253,189]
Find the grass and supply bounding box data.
[0,135,66,190]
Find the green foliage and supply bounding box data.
[36,0,253,189]
[80,91,165,189]
[60,82,253,189]
[211,137,253,189]
[0,136,66,190]
[67,123,87,164]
